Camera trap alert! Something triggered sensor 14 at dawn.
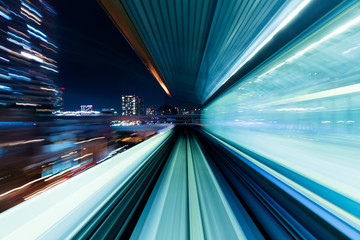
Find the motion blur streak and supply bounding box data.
[0,0,62,111]
[131,130,256,240]
[74,136,106,144]
[205,0,312,101]
[101,0,315,103]
[0,176,47,198]
[203,1,360,238]
[131,134,189,239]
[0,0,359,239]
[0,127,174,239]
[0,123,358,239]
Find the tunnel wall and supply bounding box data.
[202,1,360,231]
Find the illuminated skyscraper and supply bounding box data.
[146,107,155,115]
[0,0,60,117]
[122,95,144,115]
[81,105,93,112]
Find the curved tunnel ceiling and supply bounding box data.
[99,0,317,104]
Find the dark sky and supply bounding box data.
[46,0,341,112]
[47,0,186,111]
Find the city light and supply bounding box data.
[122,95,144,115]
[0,0,359,239]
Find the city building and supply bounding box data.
[157,104,178,115]
[81,105,93,112]
[0,0,60,117]
[101,108,116,115]
[122,95,144,115]
[179,108,201,115]
[146,107,155,115]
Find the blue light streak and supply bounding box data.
[27,30,47,43]
[203,2,360,236]
[0,10,11,20]
[9,73,31,81]
[0,56,10,62]
[0,84,12,91]
[27,25,47,38]
[8,32,30,43]
[0,73,11,80]
[21,1,43,18]
[7,38,28,48]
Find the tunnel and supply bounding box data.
[0,0,359,239]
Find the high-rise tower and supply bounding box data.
[0,0,60,118]
[122,95,143,115]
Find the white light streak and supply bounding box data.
[40,87,58,92]
[21,8,42,23]
[75,137,105,145]
[40,65,59,73]
[258,62,285,79]
[215,0,311,92]
[276,107,324,111]
[21,51,43,63]
[8,27,30,39]
[286,15,360,63]
[7,38,28,48]
[9,73,31,81]
[20,11,41,25]
[0,176,48,198]
[0,57,9,62]
[7,32,30,43]
[0,129,173,239]
[21,1,43,18]
[74,153,93,161]
[0,139,45,147]
[269,83,360,106]
[27,30,47,43]
[27,25,47,38]
[24,179,67,201]
[16,103,40,107]
[0,10,12,20]
[0,74,11,80]
[0,85,12,91]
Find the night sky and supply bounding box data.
[46,1,341,112]
[48,0,188,111]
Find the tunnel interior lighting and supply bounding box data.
[203,2,360,234]
[203,0,312,102]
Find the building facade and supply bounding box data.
[81,105,93,112]
[122,95,144,115]
[0,0,60,117]
[146,107,155,115]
